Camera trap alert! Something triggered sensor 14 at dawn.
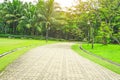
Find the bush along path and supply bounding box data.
[0,42,120,80]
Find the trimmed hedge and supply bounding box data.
[0,34,45,40]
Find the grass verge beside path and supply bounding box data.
[0,38,54,54]
[0,38,56,72]
[72,44,120,74]
[82,44,120,64]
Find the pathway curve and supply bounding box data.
[0,42,120,80]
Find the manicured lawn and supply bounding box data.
[72,44,120,74]
[0,38,56,72]
[0,38,50,54]
[82,44,120,64]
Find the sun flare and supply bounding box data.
[54,0,77,8]
[0,0,78,9]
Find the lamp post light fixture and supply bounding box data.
[87,20,90,43]
[87,20,90,25]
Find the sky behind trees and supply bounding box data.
[0,0,119,44]
[0,0,77,8]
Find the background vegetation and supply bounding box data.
[0,0,119,45]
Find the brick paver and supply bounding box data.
[0,42,120,80]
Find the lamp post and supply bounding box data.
[46,22,50,43]
[87,20,94,49]
[87,20,90,43]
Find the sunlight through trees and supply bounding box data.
[0,0,120,45]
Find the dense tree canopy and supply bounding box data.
[0,0,120,45]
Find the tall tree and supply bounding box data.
[37,0,55,42]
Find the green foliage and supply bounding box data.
[0,0,119,42]
[98,21,112,44]
[0,34,46,40]
[95,36,103,43]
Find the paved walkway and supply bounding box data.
[0,42,120,80]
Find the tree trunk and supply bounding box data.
[91,24,94,49]
[102,35,107,45]
[88,26,90,43]
[91,36,94,49]
[46,23,49,43]
[31,28,35,36]
[46,28,48,43]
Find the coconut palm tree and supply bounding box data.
[37,0,55,42]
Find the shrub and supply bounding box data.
[95,36,103,43]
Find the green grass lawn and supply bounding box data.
[72,44,120,74]
[0,38,56,72]
[0,38,52,54]
[82,44,120,64]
